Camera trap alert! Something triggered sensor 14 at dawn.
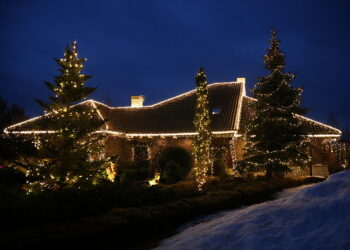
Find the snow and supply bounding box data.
[155,171,350,250]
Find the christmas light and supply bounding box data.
[230,135,238,173]
[193,68,213,190]
[234,79,246,131]
[243,96,341,136]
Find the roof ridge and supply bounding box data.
[95,81,240,110]
[148,81,240,108]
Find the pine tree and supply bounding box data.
[193,67,212,189]
[242,30,309,178]
[27,41,109,192]
[0,98,36,169]
[327,112,340,129]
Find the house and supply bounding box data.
[4,78,341,177]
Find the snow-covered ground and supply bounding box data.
[155,171,350,250]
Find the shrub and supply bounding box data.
[160,161,183,184]
[0,166,25,187]
[117,160,151,184]
[158,146,192,184]
[0,176,325,250]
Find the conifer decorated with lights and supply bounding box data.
[242,30,309,178]
[193,67,212,189]
[27,41,110,192]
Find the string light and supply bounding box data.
[193,68,213,190]
[4,52,342,187]
[230,135,238,173]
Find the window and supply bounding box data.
[133,143,149,161]
[212,108,221,115]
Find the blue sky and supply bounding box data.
[1,0,349,128]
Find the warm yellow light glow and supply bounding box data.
[148,172,160,186]
[234,81,246,131]
[89,100,109,130]
[307,134,341,138]
[130,95,145,107]
[106,162,117,182]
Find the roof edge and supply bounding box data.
[233,81,246,131]
[4,99,106,133]
[243,96,342,135]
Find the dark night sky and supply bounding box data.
[1,0,349,129]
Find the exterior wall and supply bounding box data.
[105,135,236,178]
[105,135,194,164]
[105,136,133,162]
[226,136,339,177]
[105,135,339,178]
[289,138,339,177]
[235,137,246,161]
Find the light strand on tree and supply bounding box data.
[230,135,237,173]
[193,68,213,190]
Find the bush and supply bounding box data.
[117,160,151,184]
[160,161,183,184]
[159,147,192,184]
[0,166,26,187]
[0,176,325,250]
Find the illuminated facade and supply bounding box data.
[4,78,341,176]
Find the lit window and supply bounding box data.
[212,108,221,115]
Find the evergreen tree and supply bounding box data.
[0,97,27,131]
[327,112,340,129]
[0,98,36,170]
[242,30,309,178]
[27,41,109,192]
[193,67,212,189]
[343,126,350,143]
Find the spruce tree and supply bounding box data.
[193,67,212,189]
[242,30,309,178]
[0,98,36,169]
[27,41,109,192]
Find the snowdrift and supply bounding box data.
[156,170,350,250]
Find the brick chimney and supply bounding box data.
[131,95,145,107]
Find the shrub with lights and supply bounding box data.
[193,67,213,189]
[25,41,111,192]
[241,30,309,178]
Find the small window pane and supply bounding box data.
[212,108,221,115]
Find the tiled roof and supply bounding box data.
[95,82,243,134]
[4,100,104,133]
[5,82,340,137]
[239,96,341,136]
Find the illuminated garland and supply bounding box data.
[230,135,237,173]
[193,68,213,190]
